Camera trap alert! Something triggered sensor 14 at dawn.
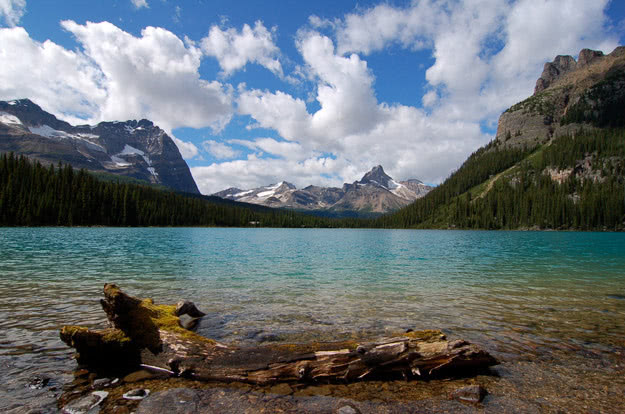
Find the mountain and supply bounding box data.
[0,99,199,194]
[495,46,625,148]
[213,165,432,215]
[377,46,625,231]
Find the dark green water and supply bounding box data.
[1,228,624,412]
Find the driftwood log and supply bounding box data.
[60,284,498,385]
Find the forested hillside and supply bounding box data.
[376,129,625,230]
[0,153,365,228]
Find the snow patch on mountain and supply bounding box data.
[213,166,433,214]
[112,144,158,177]
[0,112,22,125]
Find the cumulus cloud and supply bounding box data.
[0,0,26,27]
[0,26,106,124]
[333,0,617,125]
[203,0,618,194]
[0,1,619,195]
[171,135,199,159]
[203,140,240,159]
[0,22,235,158]
[233,29,484,192]
[192,155,348,194]
[201,21,282,77]
[229,137,309,161]
[131,0,148,9]
[62,20,233,132]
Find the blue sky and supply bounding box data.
[1,0,624,193]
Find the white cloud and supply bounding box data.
[171,135,199,159]
[0,26,106,124]
[201,21,282,77]
[0,0,26,27]
[206,0,618,195]
[229,137,308,161]
[203,140,240,159]
[192,155,347,194]
[62,21,233,133]
[0,2,619,195]
[0,22,234,159]
[131,0,148,9]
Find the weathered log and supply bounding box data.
[60,284,498,384]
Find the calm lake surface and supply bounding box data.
[1,228,624,412]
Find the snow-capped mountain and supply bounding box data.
[0,99,199,194]
[213,165,432,214]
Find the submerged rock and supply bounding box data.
[450,385,487,404]
[91,378,118,389]
[27,375,50,390]
[62,391,108,414]
[123,388,150,400]
[137,387,476,413]
[123,370,155,383]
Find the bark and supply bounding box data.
[60,284,498,384]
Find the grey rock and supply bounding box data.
[136,388,200,414]
[123,388,150,400]
[175,300,206,318]
[137,387,463,414]
[450,385,487,404]
[91,378,118,389]
[26,375,50,390]
[62,391,108,414]
[337,404,361,414]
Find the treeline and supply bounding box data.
[374,144,533,228]
[450,171,624,230]
[0,153,364,228]
[377,129,625,230]
[2,128,624,230]
[560,71,625,128]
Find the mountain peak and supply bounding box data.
[0,98,199,194]
[359,165,393,188]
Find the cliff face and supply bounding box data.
[0,99,199,194]
[495,46,625,148]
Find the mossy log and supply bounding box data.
[60,284,498,384]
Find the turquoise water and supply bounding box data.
[1,228,625,411]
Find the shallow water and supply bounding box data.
[1,228,624,412]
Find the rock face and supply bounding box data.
[496,46,625,148]
[0,99,199,194]
[213,165,433,214]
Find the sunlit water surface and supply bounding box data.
[1,228,624,412]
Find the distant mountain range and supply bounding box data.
[213,165,432,215]
[0,99,199,194]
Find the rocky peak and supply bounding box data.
[0,98,72,131]
[578,48,604,67]
[276,181,296,191]
[359,165,393,188]
[496,45,625,148]
[0,98,200,194]
[533,48,609,94]
[534,55,577,94]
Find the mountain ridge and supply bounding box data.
[495,46,625,149]
[0,99,199,194]
[378,45,625,230]
[213,165,432,215]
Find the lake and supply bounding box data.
[1,228,624,412]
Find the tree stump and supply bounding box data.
[60,284,498,384]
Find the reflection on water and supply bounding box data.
[1,228,624,411]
